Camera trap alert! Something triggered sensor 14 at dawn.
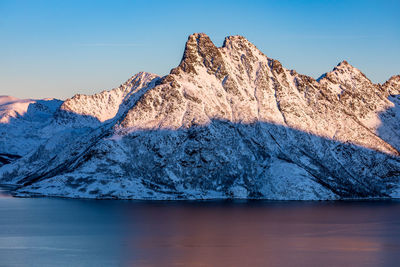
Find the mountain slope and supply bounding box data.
[54,72,159,126]
[0,96,63,164]
[1,33,399,200]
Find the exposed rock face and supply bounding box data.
[0,33,399,200]
[384,75,400,95]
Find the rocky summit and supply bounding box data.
[1,33,399,200]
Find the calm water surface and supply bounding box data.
[1,186,400,267]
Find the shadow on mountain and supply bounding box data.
[0,98,63,162]
[3,99,63,124]
[0,154,21,167]
[377,94,400,152]
[5,114,399,199]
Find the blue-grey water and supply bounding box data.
[1,186,400,267]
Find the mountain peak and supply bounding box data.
[184,33,213,51]
[171,33,227,79]
[317,59,371,87]
[223,35,251,47]
[57,71,159,124]
[334,60,358,72]
[188,32,209,39]
[383,75,400,95]
[337,60,350,66]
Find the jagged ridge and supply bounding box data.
[0,33,399,200]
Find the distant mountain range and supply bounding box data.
[1,33,399,200]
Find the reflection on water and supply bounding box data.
[1,187,400,266]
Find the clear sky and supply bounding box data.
[1,0,399,99]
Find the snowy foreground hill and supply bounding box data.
[1,33,400,200]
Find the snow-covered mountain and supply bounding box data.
[0,96,63,165]
[1,33,399,200]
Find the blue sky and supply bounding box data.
[1,0,399,99]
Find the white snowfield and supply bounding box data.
[0,96,35,123]
[0,33,399,200]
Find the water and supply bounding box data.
[1,186,400,267]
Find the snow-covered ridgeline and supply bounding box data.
[0,33,399,200]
